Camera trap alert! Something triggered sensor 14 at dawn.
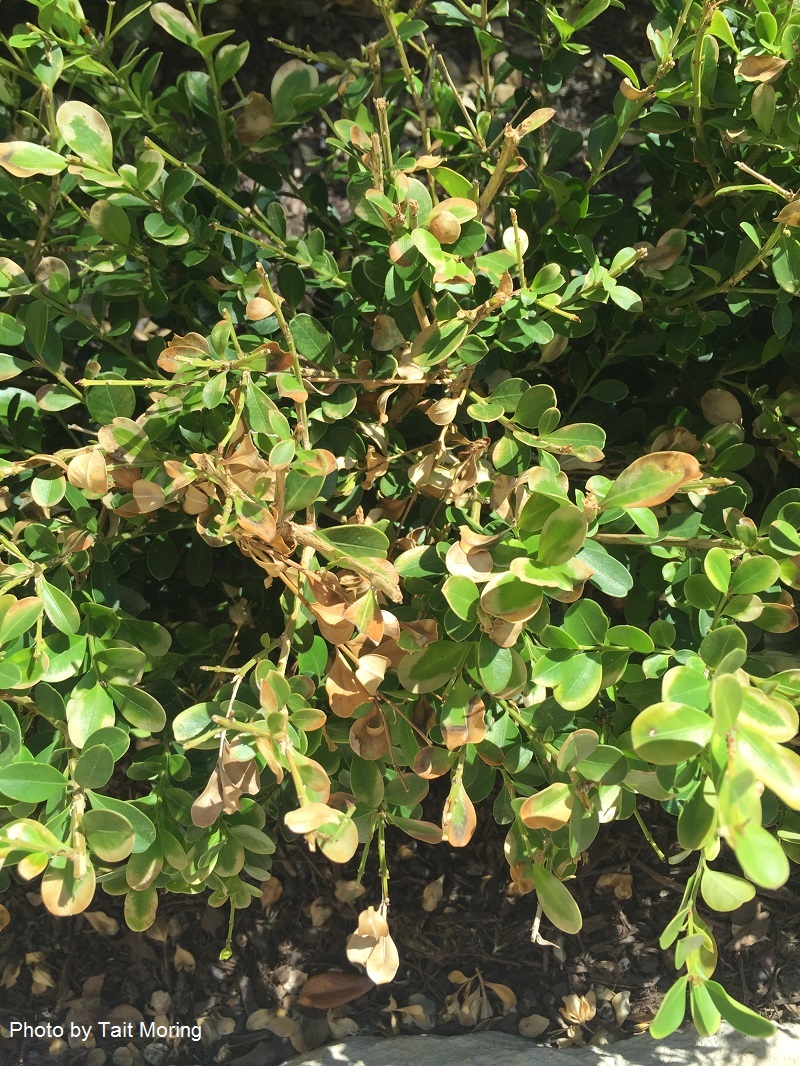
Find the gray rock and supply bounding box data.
[285,1023,800,1066]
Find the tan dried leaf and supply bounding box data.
[260,877,283,908]
[67,450,109,495]
[425,397,460,426]
[285,802,339,835]
[421,875,445,913]
[235,91,274,145]
[596,871,633,900]
[327,1011,359,1038]
[335,879,367,903]
[735,55,788,83]
[310,898,333,928]
[132,479,165,514]
[701,388,742,426]
[349,708,390,761]
[612,990,631,1025]
[0,903,9,932]
[485,981,517,1011]
[83,911,119,936]
[372,314,406,351]
[519,1013,550,1038]
[173,945,196,973]
[560,991,597,1026]
[620,77,649,100]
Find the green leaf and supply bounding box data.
[772,234,800,295]
[172,702,219,744]
[289,314,334,366]
[0,141,67,177]
[398,641,465,694]
[89,200,131,245]
[0,762,67,803]
[578,540,634,597]
[86,792,156,853]
[601,452,701,510]
[109,686,166,734]
[698,625,747,670]
[538,504,588,565]
[86,379,136,424]
[649,976,688,1039]
[690,982,721,1037]
[531,651,602,711]
[442,575,480,620]
[410,319,469,367]
[56,101,113,170]
[736,728,800,808]
[531,863,582,934]
[73,744,114,789]
[704,547,731,593]
[476,638,514,696]
[149,3,200,47]
[124,884,158,931]
[557,729,599,771]
[40,579,81,635]
[729,556,780,595]
[515,384,558,430]
[0,596,44,645]
[734,824,789,890]
[574,744,628,784]
[704,981,776,1038]
[700,868,755,913]
[630,702,713,765]
[563,600,609,646]
[350,756,384,808]
[708,10,736,50]
[66,674,116,749]
[315,525,389,560]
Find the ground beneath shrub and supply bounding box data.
[2,801,799,1066]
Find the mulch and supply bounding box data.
[2,797,799,1066]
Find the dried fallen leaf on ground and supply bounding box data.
[519,1013,550,1038]
[297,971,374,1010]
[327,1011,359,1038]
[486,981,517,1012]
[612,990,631,1025]
[596,871,633,900]
[246,1009,297,1037]
[422,875,444,912]
[310,898,333,928]
[174,945,196,973]
[199,1013,236,1046]
[84,911,119,936]
[0,904,9,932]
[560,991,597,1026]
[260,876,283,908]
[335,879,366,903]
[346,906,400,985]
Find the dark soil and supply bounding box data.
[2,801,799,1066]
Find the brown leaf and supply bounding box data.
[260,877,283,909]
[413,746,455,779]
[735,55,788,83]
[421,875,444,913]
[235,91,274,145]
[620,77,649,101]
[349,708,390,761]
[425,397,460,426]
[596,871,633,900]
[486,981,517,1012]
[371,315,406,351]
[174,945,196,973]
[67,450,109,495]
[335,879,367,904]
[310,898,333,928]
[83,911,119,936]
[518,1013,550,1038]
[326,653,373,718]
[132,479,165,514]
[0,904,9,932]
[701,388,742,426]
[442,695,486,751]
[297,971,374,1010]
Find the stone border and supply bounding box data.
[285,1023,800,1066]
